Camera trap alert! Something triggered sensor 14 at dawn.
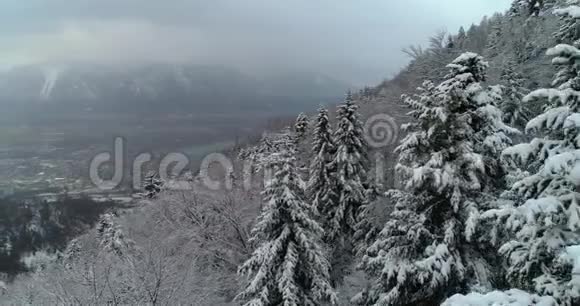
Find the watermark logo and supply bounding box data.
[89,137,125,190]
[88,113,399,192]
[364,113,399,148]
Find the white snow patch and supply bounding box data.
[524,88,580,105]
[562,245,580,274]
[520,197,562,218]
[569,162,580,186]
[559,244,580,293]
[565,113,580,129]
[542,151,580,176]
[554,6,580,19]
[526,106,571,132]
[441,289,556,306]
[502,143,535,165]
[450,52,487,66]
[40,67,63,99]
[546,43,580,57]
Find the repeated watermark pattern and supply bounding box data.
[89,113,399,191]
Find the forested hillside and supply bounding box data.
[0,196,119,276]
[4,0,580,305]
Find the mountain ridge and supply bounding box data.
[0,63,351,116]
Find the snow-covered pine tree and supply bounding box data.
[362,86,374,102]
[456,27,467,49]
[62,238,82,270]
[528,0,545,16]
[509,0,551,17]
[483,41,580,306]
[63,238,82,262]
[307,106,336,215]
[294,112,309,141]
[293,112,310,170]
[499,62,531,128]
[554,1,580,45]
[505,0,557,64]
[486,16,504,58]
[354,53,516,306]
[238,129,296,173]
[236,151,337,306]
[465,23,486,52]
[508,0,523,17]
[143,172,163,199]
[446,35,455,49]
[96,213,133,257]
[308,92,370,286]
[326,91,369,243]
[352,184,382,258]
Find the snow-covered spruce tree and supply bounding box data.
[456,27,467,49]
[307,93,369,286]
[354,53,517,306]
[465,23,488,52]
[352,184,383,258]
[61,239,83,271]
[239,129,296,173]
[509,0,552,17]
[325,92,368,242]
[498,62,531,128]
[307,106,336,215]
[236,150,337,306]
[446,35,455,49]
[96,213,133,257]
[359,86,374,103]
[143,172,164,199]
[554,1,580,45]
[294,112,310,169]
[63,239,82,262]
[485,16,504,58]
[294,112,309,141]
[482,43,580,306]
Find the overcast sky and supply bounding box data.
[0,0,512,85]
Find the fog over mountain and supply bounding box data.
[0,63,349,116]
[0,0,511,85]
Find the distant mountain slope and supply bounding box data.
[0,63,350,117]
[372,7,559,109]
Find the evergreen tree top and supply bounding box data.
[398,53,515,196]
[308,106,336,216]
[253,153,313,239]
[445,52,488,83]
[333,94,367,174]
[311,107,334,156]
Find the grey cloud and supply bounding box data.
[0,0,512,84]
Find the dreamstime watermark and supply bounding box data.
[364,113,399,148]
[88,113,399,192]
